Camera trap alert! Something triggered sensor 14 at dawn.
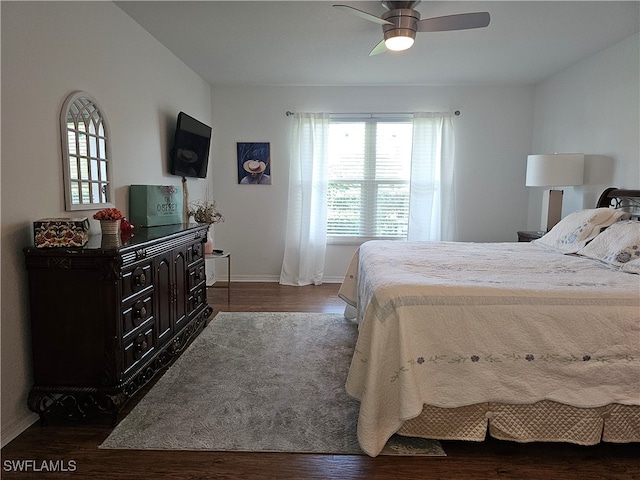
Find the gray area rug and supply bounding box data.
[100,312,445,456]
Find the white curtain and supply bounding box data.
[279,113,330,286]
[280,111,456,286]
[408,113,457,241]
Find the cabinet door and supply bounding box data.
[155,255,174,346]
[173,248,188,331]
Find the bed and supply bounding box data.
[338,188,640,457]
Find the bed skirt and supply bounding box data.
[396,401,640,445]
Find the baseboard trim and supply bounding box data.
[1,412,39,448]
[318,276,344,284]
[226,275,281,283]
[226,275,344,284]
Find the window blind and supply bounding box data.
[327,117,412,240]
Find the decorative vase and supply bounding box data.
[101,234,121,249]
[100,219,121,235]
[204,224,214,254]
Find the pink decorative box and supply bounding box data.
[33,218,90,248]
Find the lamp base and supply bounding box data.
[541,189,564,231]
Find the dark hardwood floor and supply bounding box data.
[2,283,638,480]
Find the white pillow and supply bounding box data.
[533,208,628,254]
[622,258,640,274]
[577,221,640,267]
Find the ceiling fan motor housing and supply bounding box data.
[382,8,420,42]
[382,1,421,10]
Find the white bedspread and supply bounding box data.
[339,241,640,456]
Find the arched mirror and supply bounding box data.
[60,91,114,211]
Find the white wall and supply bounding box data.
[1,1,211,445]
[210,85,536,282]
[528,33,640,227]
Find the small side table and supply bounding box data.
[205,251,231,301]
[517,231,545,242]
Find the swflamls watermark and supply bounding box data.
[3,459,77,473]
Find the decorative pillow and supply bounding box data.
[533,208,628,254]
[622,258,640,274]
[577,221,640,267]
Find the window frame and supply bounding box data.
[327,114,413,245]
[60,91,114,212]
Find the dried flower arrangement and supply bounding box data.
[188,200,224,224]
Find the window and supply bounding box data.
[60,91,113,211]
[327,115,413,242]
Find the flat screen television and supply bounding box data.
[170,112,211,178]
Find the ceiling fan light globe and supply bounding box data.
[385,35,414,51]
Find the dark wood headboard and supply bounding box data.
[597,187,640,219]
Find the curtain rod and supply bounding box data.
[285,110,460,117]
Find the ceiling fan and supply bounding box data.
[333,1,490,55]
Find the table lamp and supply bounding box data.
[526,153,584,231]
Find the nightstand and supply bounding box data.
[205,251,231,301]
[517,231,545,242]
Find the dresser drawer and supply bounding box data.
[121,295,154,339]
[123,324,155,376]
[188,241,204,264]
[188,263,206,290]
[188,284,206,315]
[121,263,153,301]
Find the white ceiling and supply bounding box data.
[116,1,639,86]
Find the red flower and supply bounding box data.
[93,208,124,221]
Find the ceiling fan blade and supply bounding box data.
[417,12,490,32]
[369,39,388,56]
[333,4,393,25]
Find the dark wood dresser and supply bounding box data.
[24,223,213,422]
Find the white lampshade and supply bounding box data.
[525,154,584,187]
[526,153,585,231]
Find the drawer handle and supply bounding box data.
[133,272,146,287]
[134,335,148,359]
[133,301,147,323]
